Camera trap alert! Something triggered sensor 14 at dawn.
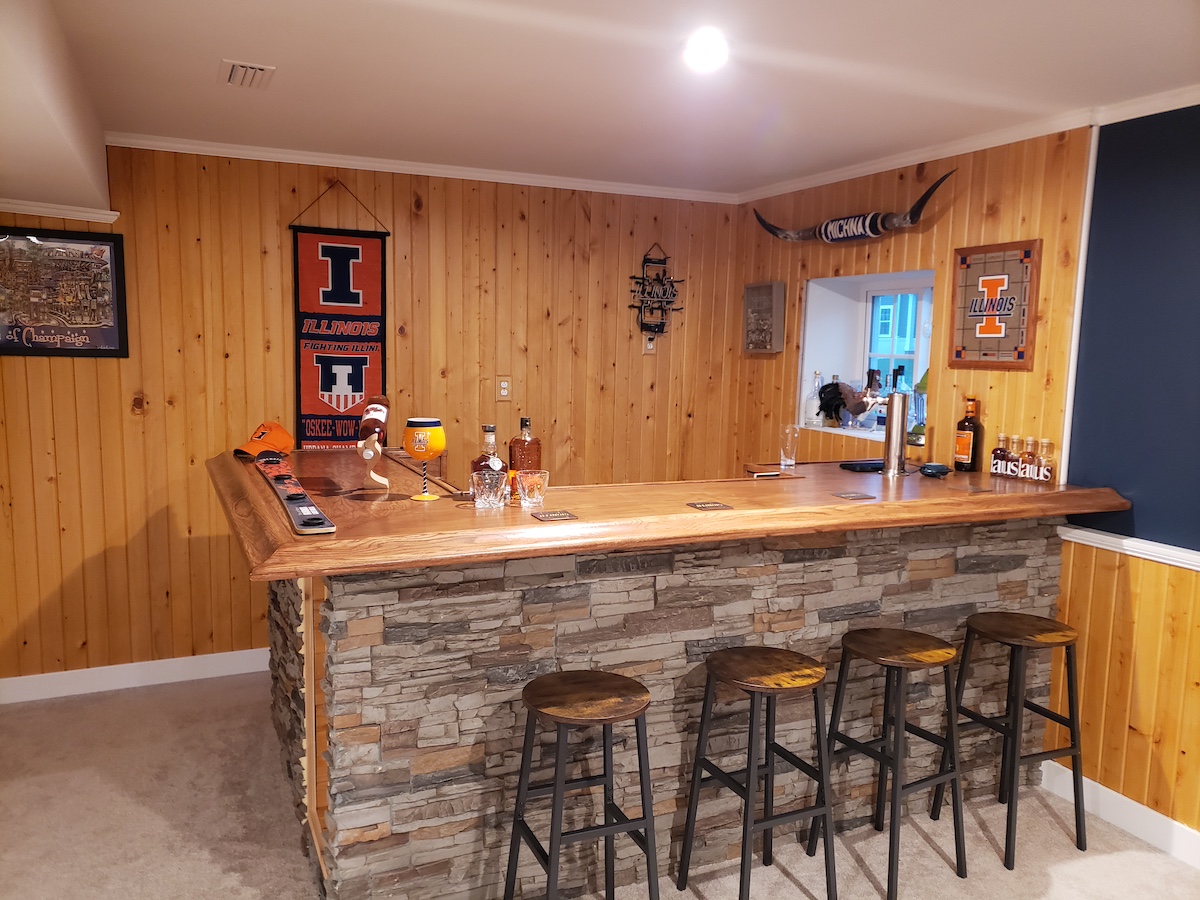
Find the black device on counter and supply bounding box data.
[839,460,884,473]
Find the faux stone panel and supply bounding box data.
[299,518,1064,898]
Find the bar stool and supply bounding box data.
[808,628,966,900]
[931,611,1086,870]
[504,669,659,900]
[677,646,838,900]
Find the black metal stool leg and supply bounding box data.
[812,682,839,900]
[875,667,897,833]
[634,714,660,900]
[807,652,850,855]
[739,692,762,900]
[885,668,907,900]
[933,628,975,819]
[504,712,537,900]
[677,676,716,890]
[1002,647,1027,870]
[546,723,570,899]
[603,723,615,900]
[764,694,777,866]
[943,663,967,878]
[1065,644,1087,852]
[1000,644,1025,805]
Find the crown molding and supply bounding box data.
[1093,82,1200,126]
[104,133,741,205]
[0,198,120,224]
[105,84,1200,209]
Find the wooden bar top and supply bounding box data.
[206,450,1128,581]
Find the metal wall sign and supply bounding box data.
[629,243,683,340]
[754,169,955,245]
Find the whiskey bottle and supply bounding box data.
[1035,438,1056,484]
[470,424,505,498]
[1019,436,1038,481]
[1005,435,1022,478]
[953,397,982,472]
[508,416,542,474]
[990,433,1010,478]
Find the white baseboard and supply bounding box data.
[0,649,270,705]
[1042,761,1200,869]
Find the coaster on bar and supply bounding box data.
[688,501,733,510]
[531,510,577,521]
[833,491,876,500]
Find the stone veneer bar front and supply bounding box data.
[208,451,1127,899]
[273,521,1065,898]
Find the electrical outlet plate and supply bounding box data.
[497,375,513,402]
[643,336,656,354]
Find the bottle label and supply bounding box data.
[488,456,504,471]
[363,403,388,422]
[954,430,974,463]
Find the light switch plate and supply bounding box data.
[497,375,513,402]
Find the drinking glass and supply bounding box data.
[780,424,801,467]
[471,470,508,509]
[515,469,549,508]
[402,417,446,501]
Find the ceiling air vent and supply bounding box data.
[220,59,276,90]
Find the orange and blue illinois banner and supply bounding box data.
[291,226,387,448]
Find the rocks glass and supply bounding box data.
[515,469,549,508]
[470,470,508,509]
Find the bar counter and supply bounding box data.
[207,450,1126,900]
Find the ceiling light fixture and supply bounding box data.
[683,26,728,73]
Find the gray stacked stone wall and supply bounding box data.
[283,518,1064,899]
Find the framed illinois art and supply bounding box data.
[291,226,387,448]
[949,239,1041,371]
[0,227,128,357]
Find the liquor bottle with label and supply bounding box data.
[953,397,982,472]
[1035,438,1056,484]
[1005,435,1022,478]
[508,416,542,478]
[357,395,390,460]
[470,424,505,497]
[803,371,823,427]
[1019,436,1039,482]
[990,433,1010,478]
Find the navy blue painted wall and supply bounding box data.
[1068,104,1200,550]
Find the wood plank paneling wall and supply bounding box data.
[1051,542,1200,831]
[0,133,1093,680]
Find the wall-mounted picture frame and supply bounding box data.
[949,239,1041,371]
[0,227,128,358]
[744,281,786,353]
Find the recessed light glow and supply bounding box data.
[683,26,728,73]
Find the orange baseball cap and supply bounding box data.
[235,421,295,458]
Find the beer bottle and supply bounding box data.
[953,397,982,472]
[357,395,390,459]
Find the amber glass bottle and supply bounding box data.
[990,433,1010,478]
[953,398,982,472]
[1035,438,1056,484]
[508,416,542,474]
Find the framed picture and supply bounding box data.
[949,239,1041,371]
[744,281,785,353]
[0,227,128,357]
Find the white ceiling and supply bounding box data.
[7,0,1200,211]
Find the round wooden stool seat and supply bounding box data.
[705,646,826,694]
[841,627,957,669]
[522,669,651,726]
[966,611,1077,648]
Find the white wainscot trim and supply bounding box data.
[0,649,269,705]
[1059,525,1200,573]
[1042,762,1200,869]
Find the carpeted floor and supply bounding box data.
[1,672,1197,899]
